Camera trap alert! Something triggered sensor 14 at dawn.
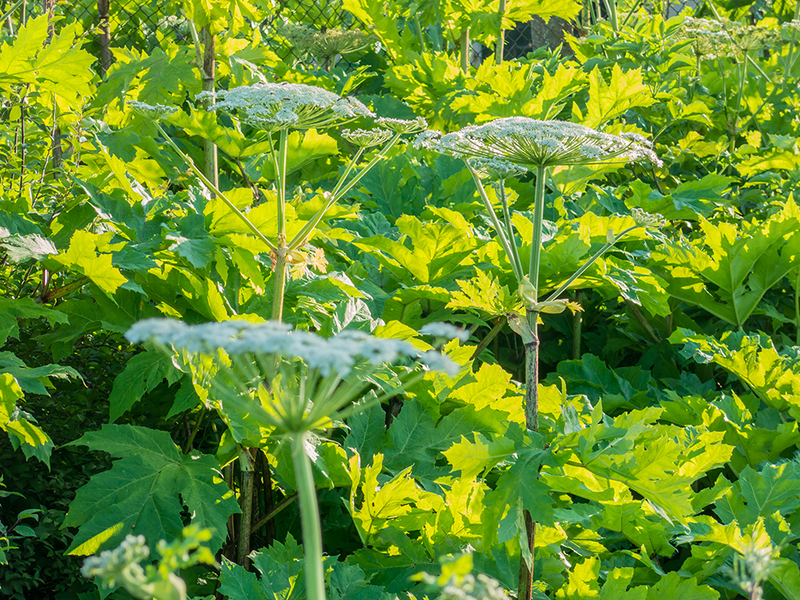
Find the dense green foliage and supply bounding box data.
[2,0,800,598]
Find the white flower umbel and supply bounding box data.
[126,318,458,381]
[127,100,179,121]
[203,83,374,132]
[432,117,662,168]
[341,128,394,147]
[420,322,470,343]
[469,157,529,181]
[375,116,428,134]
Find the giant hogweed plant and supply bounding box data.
[418,116,662,599]
[126,317,463,600]
[129,82,426,322]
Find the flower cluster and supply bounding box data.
[432,574,510,600]
[679,17,777,57]
[376,116,428,134]
[127,100,179,121]
[279,20,375,58]
[156,15,190,36]
[203,83,374,132]
[81,535,149,584]
[419,117,661,168]
[630,207,665,229]
[420,322,470,342]
[126,318,460,377]
[341,128,394,147]
[468,157,529,180]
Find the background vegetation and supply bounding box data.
[1,0,800,598]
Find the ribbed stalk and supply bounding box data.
[495,0,506,65]
[460,27,470,73]
[528,166,547,290]
[200,26,218,188]
[271,251,287,321]
[291,433,326,600]
[236,448,255,567]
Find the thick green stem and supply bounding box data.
[601,0,618,30]
[729,53,748,152]
[783,0,800,83]
[518,316,539,600]
[573,291,583,359]
[460,27,470,73]
[495,0,506,65]
[795,270,800,346]
[0,0,23,27]
[291,433,326,600]
[414,16,426,52]
[237,447,255,567]
[201,26,218,187]
[277,129,288,238]
[621,0,643,27]
[268,129,290,322]
[524,319,539,433]
[154,123,277,253]
[528,166,547,292]
[271,251,288,321]
[518,512,536,600]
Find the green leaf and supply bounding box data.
[108,351,184,422]
[64,424,238,555]
[0,351,82,396]
[0,17,94,106]
[0,373,53,468]
[218,557,269,600]
[52,230,128,296]
[656,199,800,328]
[582,65,656,128]
[714,461,800,526]
[353,215,476,286]
[504,0,582,24]
[643,573,719,600]
[448,270,521,317]
[671,330,800,419]
[0,232,57,263]
[443,433,515,481]
[344,403,387,463]
[0,297,68,346]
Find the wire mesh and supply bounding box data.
[51,0,703,69]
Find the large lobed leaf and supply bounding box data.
[64,424,239,555]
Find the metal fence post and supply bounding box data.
[98,0,111,75]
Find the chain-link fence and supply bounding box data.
[45,0,702,69]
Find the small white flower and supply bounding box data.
[420,351,461,377]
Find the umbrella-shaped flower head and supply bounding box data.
[203,82,374,132]
[421,117,661,169]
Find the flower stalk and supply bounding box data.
[291,433,325,600]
